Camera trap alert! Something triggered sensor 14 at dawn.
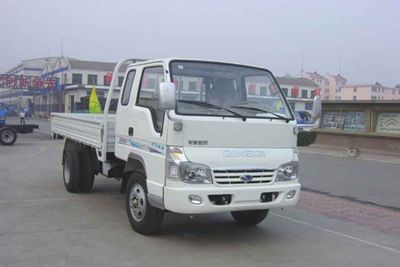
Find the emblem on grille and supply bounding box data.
[240,175,253,182]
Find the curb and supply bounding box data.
[299,148,400,165]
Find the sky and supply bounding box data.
[0,0,399,86]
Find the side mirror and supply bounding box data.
[312,95,322,120]
[159,82,176,110]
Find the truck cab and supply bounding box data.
[115,59,300,231]
[53,58,304,235]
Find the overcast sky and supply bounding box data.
[1,0,399,86]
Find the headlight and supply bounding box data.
[166,146,212,184]
[276,161,298,181]
[179,162,212,184]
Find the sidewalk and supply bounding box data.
[299,144,400,165]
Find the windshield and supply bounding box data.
[170,61,293,120]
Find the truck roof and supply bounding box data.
[127,58,272,73]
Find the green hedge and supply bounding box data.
[297,131,317,146]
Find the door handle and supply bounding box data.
[128,127,134,136]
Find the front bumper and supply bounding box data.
[164,182,301,214]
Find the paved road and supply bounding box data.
[6,117,400,209]
[299,153,400,209]
[0,132,400,266]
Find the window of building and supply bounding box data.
[371,96,377,100]
[121,70,136,105]
[260,86,268,96]
[281,88,288,97]
[103,75,110,86]
[353,87,357,92]
[310,90,315,98]
[87,74,97,85]
[305,102,313,110]
[353,96,357,100]
[188,81,197,91]
[137,66,165,132]
[72,73,82,84]
[118,76,124,87]
[301,89,308,98]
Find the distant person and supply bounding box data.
[19,110,26,125]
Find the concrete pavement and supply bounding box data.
[1,132,400,266]
[299,153,400,209]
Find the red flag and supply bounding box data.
[105,72,113,84]
[292,86,299,97]
[248,84,256,95]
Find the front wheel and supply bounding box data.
[125,173,164,235]
[231,209,269,226]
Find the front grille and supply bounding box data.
[212,169,276,185]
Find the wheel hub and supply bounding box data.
[129,183,146,222]
[63,158,70,184]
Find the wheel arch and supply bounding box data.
[120,153,147,194]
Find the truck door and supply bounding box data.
[115,68,138,158]
[115,64,168,198]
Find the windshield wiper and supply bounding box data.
[230,105,291,123]
[177,100,248,121]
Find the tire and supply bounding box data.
[62,149,81,193]
[0,127,17,146]
[125,173,164,235]
[79,148,95,193]
[231,209,269,226]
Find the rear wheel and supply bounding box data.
[126,173,164,235]
[62,149,80,193]
[0,127,17,146]
[231,209,269,226]
[79,148,95,192]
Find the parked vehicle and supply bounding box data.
[295,111,315,131]
[0,109,39,145]
[51,58,322,235]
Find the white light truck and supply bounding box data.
[52,58,320,235]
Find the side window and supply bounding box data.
[121,70,136,106]
[137,66,165,132]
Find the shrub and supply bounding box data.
[297,131,317,146]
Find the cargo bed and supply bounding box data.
[51,113,116,152]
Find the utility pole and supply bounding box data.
[300,48,304,78]
[61,37,64,57]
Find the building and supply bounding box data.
[326,73,347,100]
[276,76,319,112]
[42,57,134,113]
[303,71,330,100]
[313,100,400,154]
[337,83,400,101]
[1,56,143,115]
[0,57,60,112]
